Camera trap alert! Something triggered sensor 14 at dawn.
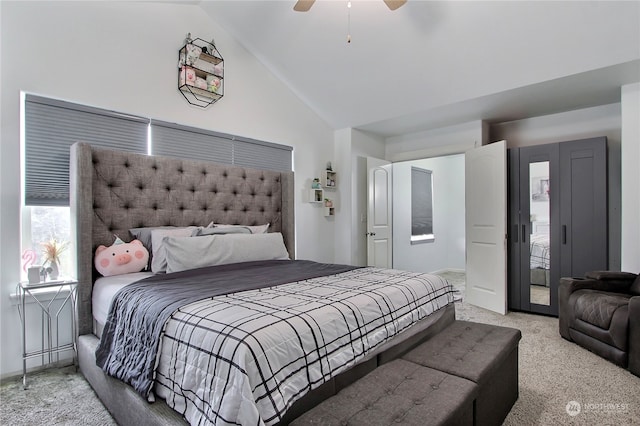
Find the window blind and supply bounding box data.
[151,120,292,171]
[233,138,292,171]
[24,95,149,206]
[150,120,234,164]
[411,166,434,242]
[24,95,293,206]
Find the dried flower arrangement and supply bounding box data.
[40,239,69,265]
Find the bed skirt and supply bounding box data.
[79,303,456,425]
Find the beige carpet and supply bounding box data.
[439,270,640,426]
[1,271,638,425]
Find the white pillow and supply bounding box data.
[164,232,290,273]
[213,223,270,234]
[150,226,198,272]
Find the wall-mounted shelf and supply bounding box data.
[178,36,224,108]
[310,167,336,217]
[322,169,337,189]
[310,188,324,203]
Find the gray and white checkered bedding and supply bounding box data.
[530,233,550,269]
[149,266,454,425]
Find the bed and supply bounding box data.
[70,142,456,425]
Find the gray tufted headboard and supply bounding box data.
[70,142,295,336]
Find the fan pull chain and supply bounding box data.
[347,1,352,43]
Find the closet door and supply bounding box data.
[559,137,608,277]
[508,137,608,317]
[518,144,560,316]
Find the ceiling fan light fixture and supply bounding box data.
[294,0,406,12]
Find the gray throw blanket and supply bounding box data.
[95,260,360,399]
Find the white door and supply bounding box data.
[465,140,507,314]
[367,157,392,268]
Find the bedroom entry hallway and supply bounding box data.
[390,153,467,280]
[387,141,508,315]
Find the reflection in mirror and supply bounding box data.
[529,161,550,306]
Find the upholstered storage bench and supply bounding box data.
[291,358,477,426]
[402,321,522,426]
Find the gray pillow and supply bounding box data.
[129,226,177,253]
[164,232,290,273]
[150,227,199,273]
[212,223,270,234]
[192,226,251,237]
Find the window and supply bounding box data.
[23,206,72,278]
[411,167,435,244]
[21,94,293,278]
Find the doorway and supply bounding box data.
[391,154,466,274]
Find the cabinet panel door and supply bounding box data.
[517,143,560,316]
[559,137,608,278]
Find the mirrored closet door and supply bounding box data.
[508,144,560,316]
[508,137,608,316]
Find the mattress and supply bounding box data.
[92,272,154,337]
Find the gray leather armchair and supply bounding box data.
[559,271,639,377]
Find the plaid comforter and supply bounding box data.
[530,233,550,269]
[104,262,455,425]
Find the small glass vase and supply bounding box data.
[48,261,59,280]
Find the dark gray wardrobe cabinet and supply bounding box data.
[508,137,607,316]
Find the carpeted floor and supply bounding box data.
[1,271,638,425]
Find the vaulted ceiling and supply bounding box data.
[200,1,640,137]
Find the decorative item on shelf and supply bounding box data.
[323,169,337,188]
[40,239,68,281]
[27,266,43,284]
[311,178,321,189]
[324,198,333,208]
[326,161,332,171]
[21,249,36,273]
[206,75,221,94]
[179,66,196,86]
[178,33,224,108]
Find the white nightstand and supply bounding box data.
[16,279,78,389]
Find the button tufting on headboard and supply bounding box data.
[70,142,294,337]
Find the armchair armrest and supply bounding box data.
[559,278,597,339]
[629,296,640,377]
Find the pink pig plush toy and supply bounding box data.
[94,237,149,277]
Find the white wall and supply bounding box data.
[385,120,486,162]
[621,83,640,272]
[491,103,623,270]
[0,1,333,377]
[351,130,386,266]
[392,155,465,273]
[333,128,386,266]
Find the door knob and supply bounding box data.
[366,232,376,237]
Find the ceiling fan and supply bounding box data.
[294,0,407,12]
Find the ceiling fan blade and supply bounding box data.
[294,0,316,12]
[383,0,407,11]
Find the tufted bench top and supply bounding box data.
[291,358,476,426]
[402,320,521,385]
